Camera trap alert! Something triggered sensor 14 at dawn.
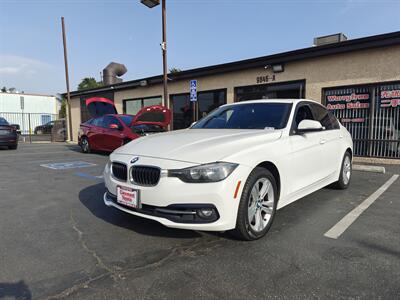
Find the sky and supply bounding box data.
[0,0,399,95]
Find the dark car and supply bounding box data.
[78,97,171,153]
[34,120,55,134]
[0,117,18,149]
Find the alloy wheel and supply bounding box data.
[343,156,351,185]
[81,138,89,152]
[247,178,275,232]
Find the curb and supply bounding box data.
[353,164,386,174]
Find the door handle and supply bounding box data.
[320,139,326,145]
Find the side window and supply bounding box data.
[92,117,104,127]
[311,104,339,130]
[294,105,314,128]
[103,116,121,128]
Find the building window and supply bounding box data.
[235,80,305,102]
[123,96,162,115]
[323,81,400,159]
[80,92,114,123]
[170,89,227,130]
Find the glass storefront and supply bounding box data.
[235,80,305,102]
[170,89,226,130]
[123,96,162,115]
[324,81,400,159]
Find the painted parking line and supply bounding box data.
[41,161,97,170]
[75,172,103,181]
[324,174,399,239]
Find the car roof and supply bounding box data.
[95,114,134,118]
[221,99,318,107]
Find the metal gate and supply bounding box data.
[0,112,66,142]
[324,82,400,159]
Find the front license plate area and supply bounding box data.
[117,186,141,209]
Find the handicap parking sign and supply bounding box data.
[190,80,197,102]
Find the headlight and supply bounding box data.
[168,162,238,183]
[104,161,111,174]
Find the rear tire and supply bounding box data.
[80,137,91,153]
[231,167,278,241]
[332,151,352,190]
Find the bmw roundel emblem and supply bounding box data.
[130,157,139,164]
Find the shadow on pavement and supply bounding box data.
[0,280,32,300]
[79,183,202,239]
[65,144,110,156]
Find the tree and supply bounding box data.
[77,77,103,91]
[59,97,67,119]
[169,67,182,74]
[1,86,7,92]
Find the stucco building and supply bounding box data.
[0,92,60,134]
[67,31,400,158]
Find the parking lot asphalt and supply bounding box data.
[0,143,399,299]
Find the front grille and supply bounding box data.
[131,166,160,186]
[112,162,127,181]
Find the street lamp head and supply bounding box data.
[140,0,160,8]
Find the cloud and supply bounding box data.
[0,55,52,75]
[0,54,62,94]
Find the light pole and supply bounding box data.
[140,0,169,110]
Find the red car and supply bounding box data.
[78,97,171,153]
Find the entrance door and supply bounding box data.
[170,89,227,130]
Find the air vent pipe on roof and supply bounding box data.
[314,33,347,46]
[103,62,127,85]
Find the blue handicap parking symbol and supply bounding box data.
[40,161,97,170]
[190,80,197,102]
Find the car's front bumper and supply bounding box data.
[103,155,252,231]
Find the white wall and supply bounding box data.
[0,93,58,114]
[0,93,59,134]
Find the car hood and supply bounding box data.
[114,129,282,164]
[85,97,171,127]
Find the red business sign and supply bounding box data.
[380,89,400,108]
[326,92,370,110]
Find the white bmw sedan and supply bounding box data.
[103,99,353,240]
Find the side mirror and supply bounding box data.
[297,120,323,134]
[109,123,120,130]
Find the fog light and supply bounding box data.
[197,208,214,219]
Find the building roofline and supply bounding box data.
[66,30,400,98]
[0,92,55,97]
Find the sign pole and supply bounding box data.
[190,80,198,124]
[162,0,168,109]
[61,17,73,142]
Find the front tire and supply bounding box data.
[332,151,352,189]
[232,167,278,241]
[9,144,18,150]
[80,137,91,153]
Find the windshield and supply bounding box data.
[192,102,293,129]
[0,117,9,125]
[120,115,134,126]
